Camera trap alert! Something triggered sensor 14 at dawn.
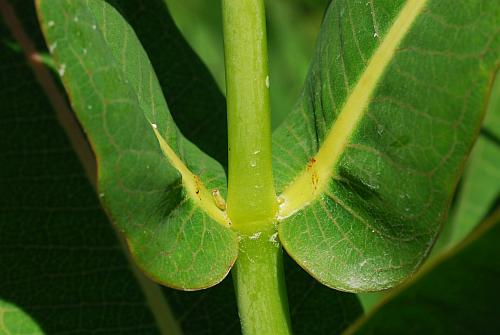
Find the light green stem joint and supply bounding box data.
[222,0,292,334]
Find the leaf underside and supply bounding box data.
[273,0,499,292]
[106,0,229,167]
[4,3,365,333]
[0,3,160,332]
[350,210,500,334]
[435,74,500,253]
[37,0,499,294]
[2,3,363,332]
[36,0,238,290]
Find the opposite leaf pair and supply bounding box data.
[38,0,499,292]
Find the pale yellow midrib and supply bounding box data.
[151,126,231,227]
[278,0,428,219]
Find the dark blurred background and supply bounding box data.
[166,0,329,128]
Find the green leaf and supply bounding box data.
[359,73,500,311]
[273,0,499,292]
[3,1,362,334]
[434,138,500,251]
[483,76,500,141]
[0,3,168,332]
[435,74,500,253]
[108,0,229,166]
[345,209,500,334]
[36,0,238,290]
[358,125,500,311]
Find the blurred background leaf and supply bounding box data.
[166,0,328,128]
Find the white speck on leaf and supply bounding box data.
[249,232,262,240]
[73,16,78,22]
[347,276,364,289]
[151,123,158,129]
[87,105,92,110]
[83,48,87,55]
[269,232,278,244]
[265,75,270,88]
[373,32,379,38]
[92,24,97,30]
[58,63,66,77]
[49,41,57,53]
[48,20,55,28]
[99,193,104,198]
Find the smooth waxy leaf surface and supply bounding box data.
[346,209,500,334]
[273,0,499,291]
[36,0,238,290]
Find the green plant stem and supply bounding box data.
[223,0,276,225]
[232,225,292,335]
[222,1,291,334]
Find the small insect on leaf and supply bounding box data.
[211,189,227,211]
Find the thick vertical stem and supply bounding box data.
[222,1,291,334]
[223,0,276,226]
[232,226,292,335]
